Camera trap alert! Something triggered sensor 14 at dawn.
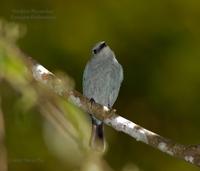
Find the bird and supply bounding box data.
[83,41,123,151]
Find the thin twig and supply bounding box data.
[23,57,200,167]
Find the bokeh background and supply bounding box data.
[0,0,200,170]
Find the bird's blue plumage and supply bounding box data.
[83,41,123,150]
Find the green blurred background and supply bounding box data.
[1,0,200,170]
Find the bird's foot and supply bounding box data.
[107,104,116,113]
[89,98,95,113]
[105,104,116,119]
[89,98,95,104]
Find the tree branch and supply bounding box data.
[25,57,200,167]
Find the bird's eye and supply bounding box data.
[93,49,97,54]
[92,41,107,54]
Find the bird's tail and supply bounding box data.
[90,119,105,152]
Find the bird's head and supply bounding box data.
[92,41,113,57]
[92,41,107,54]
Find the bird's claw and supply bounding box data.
[89,98,95,104]
[89,98,95,113]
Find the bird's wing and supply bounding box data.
[83,61,90,96]
[108,63,123,107]
[83,58,123,107]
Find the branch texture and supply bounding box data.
[25,57,200,167]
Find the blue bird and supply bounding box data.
[83,41,123,151]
